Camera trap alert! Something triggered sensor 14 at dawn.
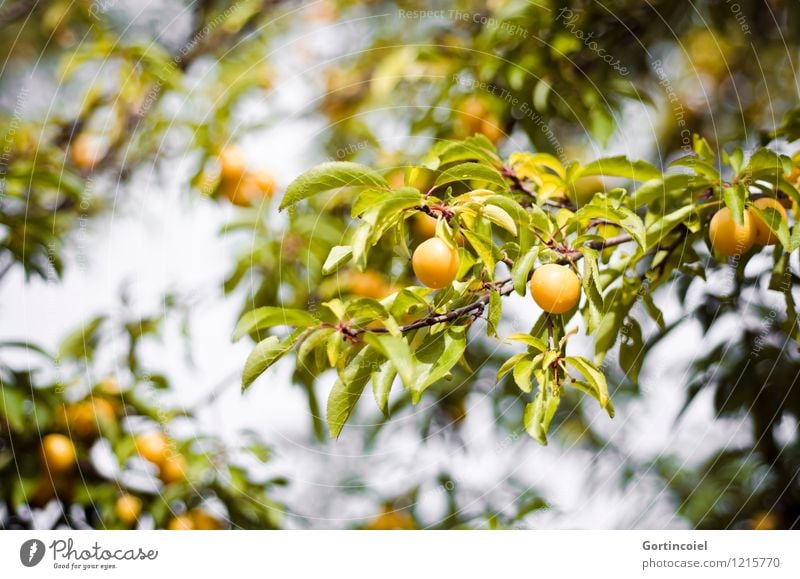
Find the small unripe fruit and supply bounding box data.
[709,207,756,257]
[751,197,788,245]
[219,145,247,181]
[41,434,76,474]
[115,494,142,526]
[530,264,581,314]
[167,514,195,530]
[159,454,187,485]
[412,238,459,289]
[66,398,116,438]
[136,431,169,465]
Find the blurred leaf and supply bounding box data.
[280,162,388,210]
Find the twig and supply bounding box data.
[351,279,514,337]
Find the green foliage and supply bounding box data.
[236,136,800,447]
[0,304,282,530]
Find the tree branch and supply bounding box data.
[349,232,636,338]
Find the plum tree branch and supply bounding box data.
[349,232,636,338]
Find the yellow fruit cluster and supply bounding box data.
[135,431,187,485]
[217,145,277,207]
[709,198,788,257]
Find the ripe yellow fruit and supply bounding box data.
[222,169,276,207]
[250,169,276,198]
[70,134,103,170]
[349,270,389,299]
[750,510,778,530]
[41,434,76,474]
[365,506,415,530]
[66,398,116,438]
[159,454,187,485]
[480,115,504,143]
[136,432,170,465]
[219,145,247,181]
[191,509,223,530]
[411,237,459,289]
[115,494,142,526]
[97,376,121,395]
[457,97,488,136]
[709,207,756,257]
[530,264,581,314]
[167,515,195,530]
[751,197,788,245]
[412,213,438,239]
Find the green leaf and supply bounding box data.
[748,203,790,250]
[791,223,800,252]
[461,229,496,277]
[409,327,467,401]
[233,307,318,341]
[371,361,396,417]
[722,185,746,225]
[487,290,502,337]
[504,333,547,352]
[423,137,501,169]
[512,246,538,296]
[434,162,507,191]
[578,156,661,182]
[363,333,415,389]
[322,245,353,275]
[523,400,545,445]
[645,205,694,251]
[297,327,335,366]
[618,318,644,384]
[523,377,559,446]
[569,381,615,418]
[564,356,610,411]
[280,162,388,210]
[581,251,604,333]
[326,347,381,437]
[58,315,105,361]
[363,188,425,244]
[512,357,534,393]
[693,135,715,160]
[575,198,646,250]
[242,336,292,390]
[632,174,695,209]
[496,352,526,381]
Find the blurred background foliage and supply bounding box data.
[1,0,799,529]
